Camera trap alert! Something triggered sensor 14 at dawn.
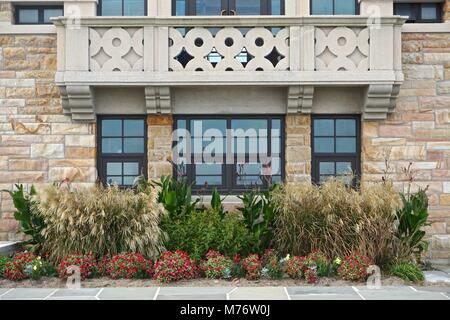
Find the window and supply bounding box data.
[97,116,147,187]
[99,0,146,16]
[172,0,285,16]
[312,115,360,186]
[310,0,358,15]
[394,2,442,23]
[15,6,63,24]
[173,116,284,193]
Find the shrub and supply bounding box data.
[57,254,98,280]
[390,262,424,283]
[337,254,372,282]
[2,184,45,253]
[161,209,253,261]
[3,263,26,281]
[273,180,400,266]
[286,256,306,279]
[241,254,262,280]
[39,184,166,262]
[200,250,233,279]
[107,253,153,279]
[0,256,12,278]
[153,250,197,283]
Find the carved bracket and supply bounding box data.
[287,85,315,114]
[363,84,400,120]
[145,86,171,114]
[60,85,95,122]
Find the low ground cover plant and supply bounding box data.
[153,250,198,283]
[337,254,372,282]
[57,254,98,280]
[200,250,233,279]
[241,254,262,280]
[0,256,12,278]
[390,262,424,283]
[108,253,153,279]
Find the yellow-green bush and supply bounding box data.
[272,180,401,265]
[38,184,166,262]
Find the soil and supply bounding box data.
[2,275,447,289]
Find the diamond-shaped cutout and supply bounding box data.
[175,49,194,68]
[348,47,368,69]
[317,47,337,67]
[91,47,112,69]
[265,47,285,67]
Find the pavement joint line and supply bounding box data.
[153,287,160,300]
[283,287,291,301]
[226,287,238,300]
[46,296,100,299]
[440,292,450,300]
[0,288,14,299]
[351,286,365,300]
[95,288,104,300]
[409,286,418,292]
[43,289,59,300]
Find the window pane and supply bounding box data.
[107,176,123,185]
[395,3,415,20]
[124,119,144,136]
[271,136,281,154]
[195,0,222,15]
[124,162,139,175]
[102,138,122,153]
[320,162,335,175]
[232,119,268,133]
[336,137,356,153]
[336,119,356,136]
[43,8,63,23]
[272,0,282,15]
[101,0,122,15]
[18,9,39,23]
[314,119,334,136]
[124,138,144,153]
[175,0,186,16]
[196,164,222,175]
[102,119,122,136]
[421,4,437,20]
[335,0,356,15]
[124,0,145,16]
[311,0,333,15]
[315,137,334,153]
[191,119,226,136]
[236,176,263,186]
[195,176,222,186]
[123,176,137,185]
[336,162,352,175]
[237,163,261,175]
[107,162,122,175]
[235,0,261,15]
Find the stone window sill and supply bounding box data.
[402,22,450,33]
[0,24,56,34]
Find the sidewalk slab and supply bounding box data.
[424,271,450,284]
[99,288,157,300]
[0,288,55,300]
[287,287,360,300]
[157,287,230,300]
[355,286,448,300]
[51,288,101,297]
[228,287,288,300]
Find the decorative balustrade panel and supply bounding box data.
[168,27,290,71]
[89,27,144,71]
[315,27,369,71]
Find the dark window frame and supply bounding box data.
[15,5,64,25]
[97,115,148,188]
[310,0,360,15]
[394,2,442,23]
[98,0,148,16]
[311,114,361,187]
[172,114,285,194]
[172,0,285,16]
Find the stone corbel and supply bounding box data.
[145,86,171,114]
[363,84,399,120]
[287,85,315,114]
[60,85,95,122]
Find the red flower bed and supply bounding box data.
[286,256,306,279]
[153,250,197,283]
[108,253,153,279]
[241,254,262,280]
[337,254,372,282]
[57,254,98,280]
[3,252,37,281]
[200,250,232,279]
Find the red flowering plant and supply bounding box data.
[304,266,318,284]
[337,254,372,282]
[286,256,306,279]
[241,254,262,280]
[97,255,111,276]
[3,252,37,281]
[261,249,283,279]
[305,251,331,277]
[231,254,245,278]
[153,250,198,283]
[200,250,233,279]
[57,253,98,280]
[3,263,27,281]
[107,253,153,279]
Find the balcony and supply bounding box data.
[53,15,405,121]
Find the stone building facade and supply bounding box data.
[0,0,450,264]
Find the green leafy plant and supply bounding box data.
[200,250,233,279]
[210,187,226,219]
[154,176,199,218]
[395,188,430,262]
[2,184,45,253]
[390,262,424,282]
[237,184,280,253]
[305,251,331,277]
[161,209,253,261]
[261,249,283,279]
[0,256,13,278]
